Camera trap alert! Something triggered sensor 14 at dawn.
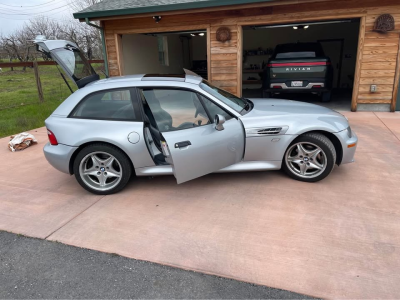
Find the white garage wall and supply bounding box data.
[243,21,360,88]
[122,34,185,75]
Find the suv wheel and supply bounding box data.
[321,91,332,102]
[73,143,132,195]
[282,133,336,182]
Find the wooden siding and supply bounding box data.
[102,0,400,111]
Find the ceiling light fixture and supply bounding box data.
[253,19,352,29]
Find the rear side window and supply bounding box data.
[71,89,140,121]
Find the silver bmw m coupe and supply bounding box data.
[35,38,358,195]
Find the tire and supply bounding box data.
[262,91,272,98]
[321,91,332,102]
[73,143,132,195]
[282,133,336,183]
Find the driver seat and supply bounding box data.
[141,90,172,151]
[143,90,173,132]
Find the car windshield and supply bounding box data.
[200,81,246,113]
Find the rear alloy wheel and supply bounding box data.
[73,144,132,195]
[282,133,336,182]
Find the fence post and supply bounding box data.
[33,61,44,103]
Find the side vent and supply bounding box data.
[257,127,282,135]
[246,126,288,137]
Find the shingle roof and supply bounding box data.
[73,0,275,20]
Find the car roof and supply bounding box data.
[87,74,203,87]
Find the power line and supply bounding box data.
[0,0,65,14]
[0,6,72,20]
[0,2,72,15]
[0,0,58,8]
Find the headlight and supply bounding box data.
[347,126,352,138]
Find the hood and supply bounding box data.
[240,99,349,134]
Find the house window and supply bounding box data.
[157,36,169,66]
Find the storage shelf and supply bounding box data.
[245,54,271,57]
[243,69,263,73]
[243,80,262,84]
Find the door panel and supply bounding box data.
[162,119,245,184]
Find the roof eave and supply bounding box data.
[73,0,276,20]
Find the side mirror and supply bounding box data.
[215,114,226,131]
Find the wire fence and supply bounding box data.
[0,62,104,111]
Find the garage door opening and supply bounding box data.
[242,19,360,111]
[121,30,208,79]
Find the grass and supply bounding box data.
[0,64,103,138]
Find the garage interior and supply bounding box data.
[121,30,208,79]
[242,19,360,111]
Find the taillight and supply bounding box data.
[47,129,58,145]
[272,85,282,89]
[268,62,330,67]
[313,85,322,88]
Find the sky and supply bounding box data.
[0,0,77,35]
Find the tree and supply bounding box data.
[67,0,101,13]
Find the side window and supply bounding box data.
[71,89,138,121]
[199,95,233,121]
[140,89,210,132]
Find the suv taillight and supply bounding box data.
[47,129,58,145]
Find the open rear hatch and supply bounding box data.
[33,36,99,89]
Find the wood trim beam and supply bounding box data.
[391,33,400,112]
[237,25,243,97]
[236,12,365,27]
[84,0,332,22]
[207,25,211,82]
[113,24,209,35]
[114,34,124,76]
[351,16,366,112]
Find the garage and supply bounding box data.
[241,19,360,111]
[121,30,208,79]
[75,0,400,112]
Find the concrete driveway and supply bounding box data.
[1,111,399,299]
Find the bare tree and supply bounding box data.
[67,0,101,14]
[66,0,103,59]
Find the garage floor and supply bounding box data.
[243,88,353,111]
[1,112,399,299]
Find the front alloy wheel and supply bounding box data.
[73,143,132,195]
[283,133,336,182]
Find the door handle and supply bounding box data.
[175,141,191,148]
